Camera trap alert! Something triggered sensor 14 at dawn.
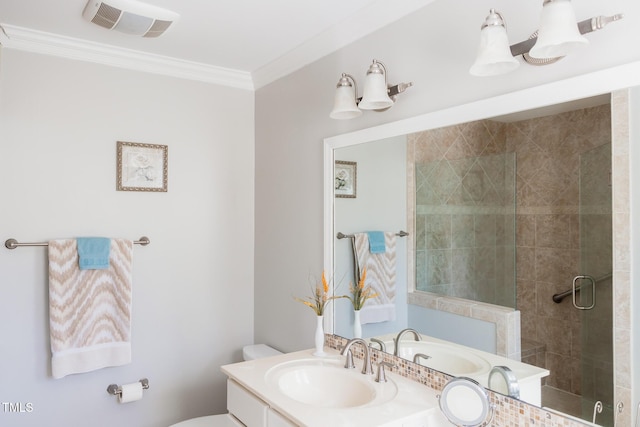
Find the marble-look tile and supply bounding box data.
[545,351,572,390]
[414,213,426,250]
[613,213,630,271]
[614,386,631,427]
[535,214,575,249]
[414,250,428,291]
[451,248,474,285]
[516,246,536,279]
[613,154,629,214]
[425,214,451,249]
[474,246,496,283]
[475,214,497,247]
[506,311,521,357]
[516,214,536,247]
[614,271,630,329]
[537,316,572,356]
[426,249,452,287]
[451,214,474,248]
[529,160,576,207]
[611,92,629,157]
[535,247,579,283]
[515,138,549,184]
[436,297,474,317]
[614,327,631,389]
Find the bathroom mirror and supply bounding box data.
[324,65,640,427]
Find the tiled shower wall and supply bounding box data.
[409,104,612,400]
[509,105,612,401]
[411,121,516,308]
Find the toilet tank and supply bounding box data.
[242,344,282,360]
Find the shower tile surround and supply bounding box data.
[326,334,591,426]
[405,99,630,424]
[412,122,516,307]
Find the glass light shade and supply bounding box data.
[529,0,588,59]
[330,84,362,120]
[359,72,393,110]
[470,25,520,76]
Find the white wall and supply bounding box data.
[254,0,640,352]
[0,49,255,427]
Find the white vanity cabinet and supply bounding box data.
[227,379,297,427]
[266,408,297,427]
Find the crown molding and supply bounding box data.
[0,0,435,90]
[0,24,254,90]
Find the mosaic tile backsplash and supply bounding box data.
[326,334,593,426]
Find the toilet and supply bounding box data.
[170,344,282,427]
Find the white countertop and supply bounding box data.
[221,348,441,427]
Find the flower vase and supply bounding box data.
[353,309,362,338]
[313,315,326,356]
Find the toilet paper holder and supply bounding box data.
[107,378,149,397]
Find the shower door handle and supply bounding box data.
[572,275,596,310]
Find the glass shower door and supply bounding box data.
[578,143,613,426]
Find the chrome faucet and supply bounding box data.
[394,328,422,356]
[375,361,396,383]
[413,353,431,364]
[341,338,373,375]
[369,337,387,353]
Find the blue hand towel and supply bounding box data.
[77,237,111,270]
[366,231,386,254]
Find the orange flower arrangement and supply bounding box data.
[294,271,336,316]
[345,268,377,311]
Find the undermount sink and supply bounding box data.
[387,341,491,376]
[265,358,398,408]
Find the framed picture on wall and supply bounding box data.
[117,141,168,192]
[335,160,357,198]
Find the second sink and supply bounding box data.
[385,341,491,376]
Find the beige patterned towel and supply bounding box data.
[353,232,397,324]
[48,239,133,379]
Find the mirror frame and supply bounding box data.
[323,61,640,418]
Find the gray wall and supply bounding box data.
[0,50,255,427]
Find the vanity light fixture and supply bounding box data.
[470,0,623,77]
[330,74,363,120]
[330,59,412,120]
[469,9,520,77]
[529,0,588,59]
[359,60,395,110]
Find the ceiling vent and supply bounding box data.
[82,0,179,38]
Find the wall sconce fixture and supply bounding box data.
[470,0,623,77]
[330,59,412,120]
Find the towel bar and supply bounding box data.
[337,230,408,239]
[5,236,150,249]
